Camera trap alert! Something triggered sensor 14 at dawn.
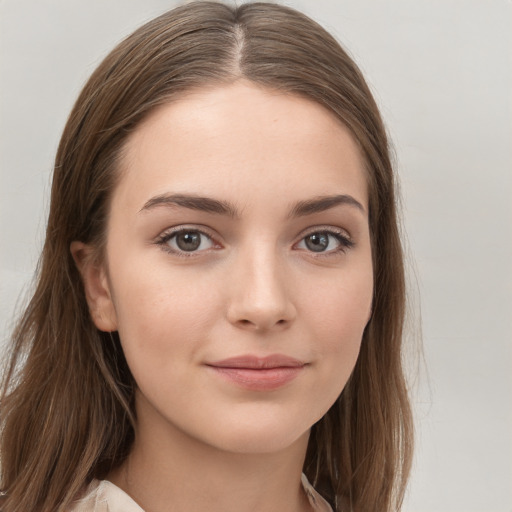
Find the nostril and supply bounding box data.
[236,318,287,329]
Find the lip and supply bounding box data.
[205,354,306,391]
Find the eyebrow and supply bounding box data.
[139,193,239,217]
[288,194,365,218]
[139,193,365,218]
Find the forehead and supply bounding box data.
[114,80,368,213]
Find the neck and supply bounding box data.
[108,393,312,512]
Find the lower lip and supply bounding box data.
[207,366,303,391]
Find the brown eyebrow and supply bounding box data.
[288,194,366,218]
[139,193,240,218]
[139,193,365,218]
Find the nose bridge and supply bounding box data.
[226,236,295,330]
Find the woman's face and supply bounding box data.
[83,81,373,454]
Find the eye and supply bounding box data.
[295,230,354,254]
[157,228,216,255]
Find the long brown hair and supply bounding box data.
[0,2,413,511]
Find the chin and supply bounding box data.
[214,432,309,456]
[194,417,312,455]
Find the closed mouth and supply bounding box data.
[205,354,306,390]
[206,354,306,370]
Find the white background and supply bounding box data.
[1,1,511,511]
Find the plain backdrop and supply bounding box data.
[1,1,511,511]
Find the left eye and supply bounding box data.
[296,231,351,253]
[163,230,214,253]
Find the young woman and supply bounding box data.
[0,2,413,511]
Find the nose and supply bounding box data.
[226,247,297,332]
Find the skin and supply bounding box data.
[72,80,373,512]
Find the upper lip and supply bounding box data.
[206,354,306,369]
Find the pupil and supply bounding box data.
[305,233,328,252]
[176,232,201,251]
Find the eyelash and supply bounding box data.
[297,227,355,257]
[155,226,354,258]
[155,226,218,258]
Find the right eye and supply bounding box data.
[157,228,216,255]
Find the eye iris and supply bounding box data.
[176,231,201,251]
[305,233,329,252]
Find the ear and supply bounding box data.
[70,241,118,332]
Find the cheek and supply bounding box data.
[302,265,373,393]
[308,267,372,347]
[108,260,222,373]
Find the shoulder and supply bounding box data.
[0,483,109,512]
[67,480,107,512]
[68,480,144,512]
[301,474,334,512]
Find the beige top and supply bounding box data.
[69,473,333,512]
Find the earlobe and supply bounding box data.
[70,241,118,332]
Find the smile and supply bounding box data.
[205,354,306,391]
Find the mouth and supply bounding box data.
[205,354,306,391]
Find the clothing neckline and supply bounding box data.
[74,473,333,512]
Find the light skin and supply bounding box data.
[72,80,373,512]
